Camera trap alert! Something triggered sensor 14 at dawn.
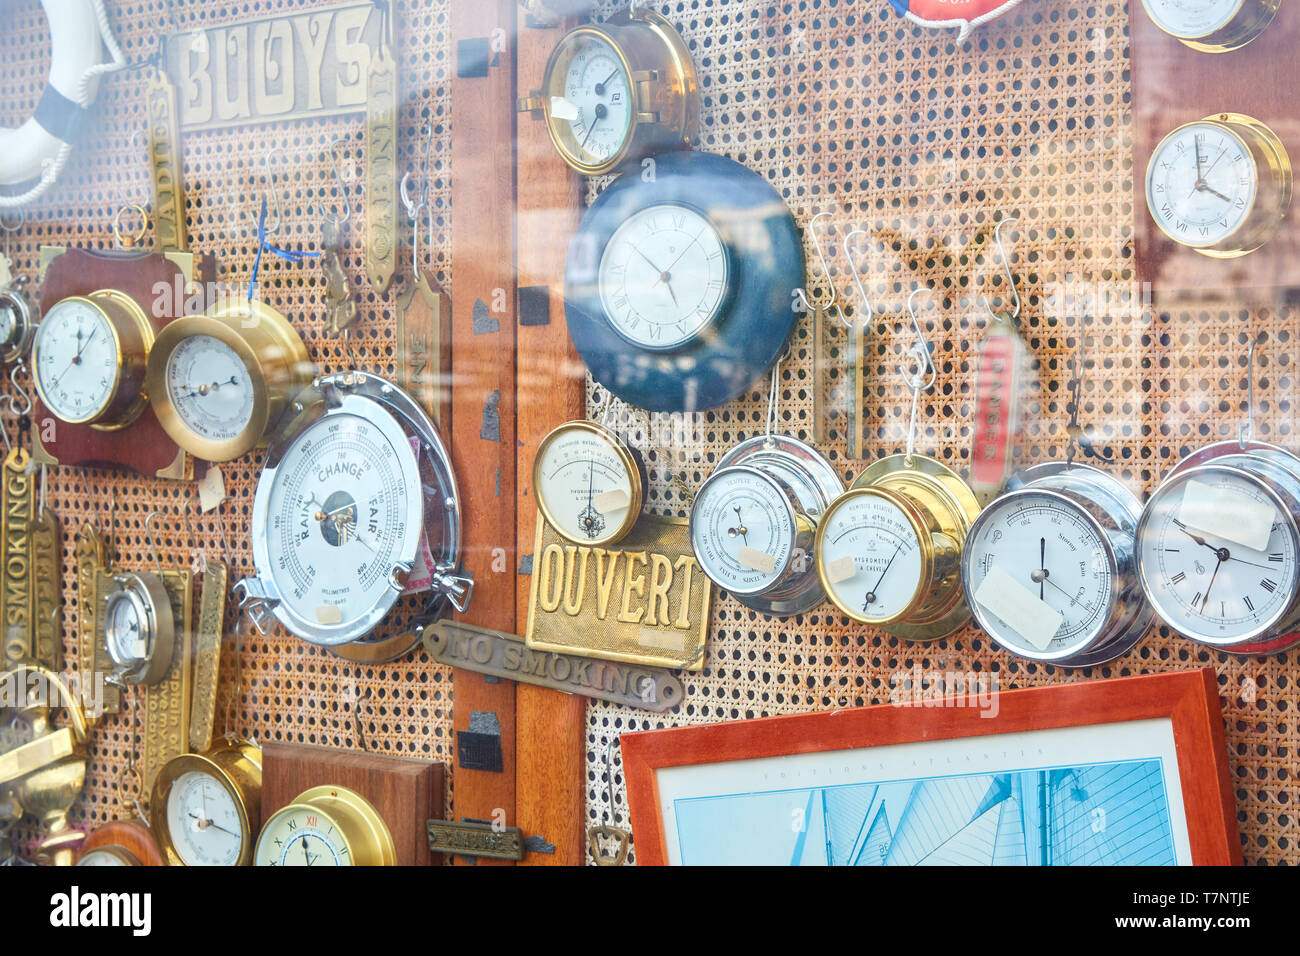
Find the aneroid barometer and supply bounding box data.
[146,300,315,461]
[255,785,394,867]
[691,435,843,617]
[1140,0,1279,52]
[535,420,646,546]
[32,291,154,428]
[519,7,699,175]
[151,740,263,867]
[961,463,1153,666]
[1145,113,1292,257]
[1136,441,1300,651]
[236,372,472,661]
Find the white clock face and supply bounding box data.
[165,770,246,866]
[1146,122,1257,248]
[691,468,795,594]
[76,848,133,866]
[0,299,16,348]
[165,334,256,443]
[33,298,119,422]
[1140,0,1243,38]
[598,204,729,350]
[966,492,1114,656]
[105,594,147,665]
[256,808,351,867]
[555,34,633,167]
[536,425,635,544]
[263,408,419,636]
[1137,469,1299,643]
[817,492,924,622]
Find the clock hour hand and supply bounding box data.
[1172,518,1221,553]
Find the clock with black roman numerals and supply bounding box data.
[564,150,803,412]
[254,785,394,867]
[1135,441,1300,651]
[1144,113,1292,258]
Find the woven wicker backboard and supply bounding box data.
[583,0,1296,866]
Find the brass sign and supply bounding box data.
[31,507,61,674]
[525,514,711,671]
[425,620,684,712]
[396,270,449,428]
[189,559,227,753]
[426,819,524,861]
[75,526,117,718]
[364,42,398,294]
[0,449,35,671]
[146,66,188,252]
[167,2,392,131]
[139,570,193,794]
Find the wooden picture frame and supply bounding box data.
[623,669,1240,866]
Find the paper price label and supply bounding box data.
[550,96,579,121]
[974,565,1063,651]
[826,555,857,584]
[593,488,630,512]
[737,545,777,575]
[1177,479,1275,553]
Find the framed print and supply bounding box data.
[622,669,1240,866]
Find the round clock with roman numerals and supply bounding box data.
[1144,113,1292,258]
[1136,441,1300,650]
[565,151,803,412]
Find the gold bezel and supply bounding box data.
[1141,0,1278,52]
[255,785,395,867]
[150,741,262,867]
[814,485,935,627]
[533,419,643,547]
[542,26,639,174]
[146,300,313,462]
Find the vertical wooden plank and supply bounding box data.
[513,8,589,866]
[450,0,519,864]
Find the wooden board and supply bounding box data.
[449,0,519,864]
[513,6,588,867]
[261,742,444,866]
[1129,0,1300,298]
[76,820,165,867]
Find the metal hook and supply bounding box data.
[981,215,1021,322]
[793,212,844,327]
[312,139,352,225]
[842,229,876,330]
[765,349,787,442]
[1240,333,1265,449]
[6,364,30,417]
[144,510,165,579]
[182,508,206,574]
[602,737,620,825]
[262,147,286,236]
[902,288,937,392]
[348,684,370,752]
[399,173,429,268]
[0,209,22,262]
[342,327,360,371]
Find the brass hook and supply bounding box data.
[981,215,1021,322]
[793,212,845,327]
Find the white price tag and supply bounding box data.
[593,488,630,512]
[1177,479,1275,553]
[315,605,343,625]
[973,565,1063,651]
[197,465,227,512]
[737,545,776,575]
[550,96,579,121]
[132,638,149,658]
[826,555,857,584]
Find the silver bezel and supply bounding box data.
[103,572,175,686]
[0,285,36,364]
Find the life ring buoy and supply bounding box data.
[886,0,1028,42]
[0,0,123,205]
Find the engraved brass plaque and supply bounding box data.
[167,2,392,131]
[426,819,524,861]
[189,559,227,752]
[146,67,188,252]
[30,508,61,675]
[524,514,711,671]
[395,271,448,429]
[140,570,193,794]
[364,44,398,294]
[75,526,117,718]
[0,449,35,671]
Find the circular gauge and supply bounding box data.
[691,465,798,597]
[32,291,153,428]
[815,488,928,626]
[76,846,139,866]
[102,572,174,687]
[0,286,35,364]
[964,491,1115,660]
[521,9,699,175]
[565,151,803,412]
[151,742,262,867]
[597,203,730,351]
[147,301,314,462]
[1145,114,1291,257]
[1137,461,1300,646]
[1140,0,1278,51]
[74,820,165,868]
[254,786,394,867]
[534,420,645,546]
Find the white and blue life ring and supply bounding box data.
[0,0,123,205]
[886,0,1027,41]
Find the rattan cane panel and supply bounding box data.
[0,0,455,848]
[584,0,1299,865]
